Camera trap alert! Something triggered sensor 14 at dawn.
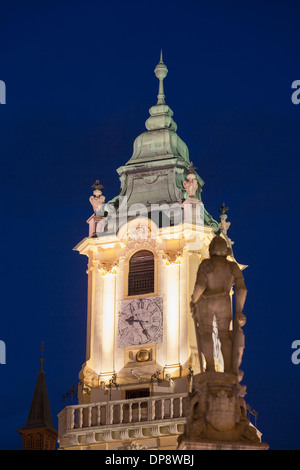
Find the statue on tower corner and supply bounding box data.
[89,180,106,215]
[183,162,198,198]
[190,236,247,379]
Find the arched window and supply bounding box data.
[128,250,154,296]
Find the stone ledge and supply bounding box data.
[177,437,269,450]
[59,418,186,449]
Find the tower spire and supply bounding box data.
[125,52,192,166]
[154,50,168,105]
[17,344,57,450]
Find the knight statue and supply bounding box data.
[190,236,247,377]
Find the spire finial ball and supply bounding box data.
[154,53,168,81]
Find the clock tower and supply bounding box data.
[58,54,235,450]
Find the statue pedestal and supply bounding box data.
[177,372,268,450]
[181,198,203,225]
[87,214,106,237]
[177,438,269,450]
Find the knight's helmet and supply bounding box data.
[209,236,232,257]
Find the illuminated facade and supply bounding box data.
[57,54,240,450]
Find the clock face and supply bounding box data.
[118,296,163,347]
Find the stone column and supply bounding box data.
[99,268,116,376]
[164,254,181,374]
[85,258,101,366]
[85,258,116,379]
[179,248,189,366]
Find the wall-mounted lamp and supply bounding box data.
[151,370,162,383]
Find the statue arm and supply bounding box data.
[235,288,247,316]
[191,263,207,308]
[231,262,247,315]
[192,284,206,305]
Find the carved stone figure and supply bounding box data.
[89,180,105,215]
[178,236,269,449]
[183,173,198,198]
[218,202,234,247]
[190,236,247,376]
[219,202,231,236]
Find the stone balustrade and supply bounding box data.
[58,393,188,448]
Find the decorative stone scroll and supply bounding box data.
[127,441,147,450]
[124,221,157,253]
[163,251,182,265]
[99,261,118,275]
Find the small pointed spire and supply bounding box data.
[40,340,45,371]
[154,50,168,105]
[17,343,57,447]
[159,49,163,63]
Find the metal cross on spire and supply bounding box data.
[219,202,229,215]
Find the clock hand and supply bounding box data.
[137,321,151,339]
[125,316,150,325]
[134,313,152,339]
[125,315,151,339]
[135,319,151,339]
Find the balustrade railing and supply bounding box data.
[58,393,188,437]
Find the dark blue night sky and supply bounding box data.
[1,0,300,450]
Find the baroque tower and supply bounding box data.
[58,54,242,450]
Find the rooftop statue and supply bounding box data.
[89,180,106,215]
[183,162,199,198]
